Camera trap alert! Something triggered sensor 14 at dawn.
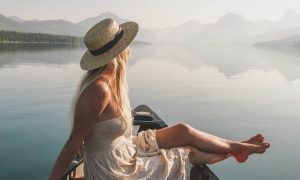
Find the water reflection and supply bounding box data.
[0,43,83,68]
[2,43,300,82]
[253,46,300,81]
[0,43,152,68]
[1,43,300,180]
[2,43,300,101]
[147,44,300,82]
[126,45,300,180]
[128,44,159,66]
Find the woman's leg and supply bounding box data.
[204,131,264,145]
[186,134,265,165]
[186,146,230,165]
[155,123,270,163]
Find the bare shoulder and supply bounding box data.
[69,81,111,142]
[94,80,110,94]
[85,80,110,97]
[77,81,111,112]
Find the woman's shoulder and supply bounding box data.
[90,78,111,93]
[94,80,111,94]
[79,80,111,106]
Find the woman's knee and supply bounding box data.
[175,123,193,135]
[155,123,194,149]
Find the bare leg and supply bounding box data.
[156,123,270,163]
[156,123,231,152]
[156,123,267,153]
[194,132,269,163]
[187,134,266,165]
[202,133,268,162]
[186,146,230,165]
[208,133,264,145]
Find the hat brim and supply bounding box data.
[80,21,139,71]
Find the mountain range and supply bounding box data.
[183,10,300,45]
[1,10,300,46]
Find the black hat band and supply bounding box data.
[89,28,124,56]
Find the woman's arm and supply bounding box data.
[48,136,82,180]
[48,82,111,180]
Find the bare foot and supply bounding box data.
[242,134,264,145]
[230,142,270,163]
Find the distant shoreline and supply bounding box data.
[0,40,151,46]
[0,41,80,44]
[0,30,151,46]
[0,30,81,44]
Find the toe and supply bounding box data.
[260,142,270,148]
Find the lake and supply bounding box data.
[0,43,299,180]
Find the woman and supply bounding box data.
[48,18,270,180]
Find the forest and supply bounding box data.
[0,30,81,44]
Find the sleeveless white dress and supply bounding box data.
[83,115,192,180]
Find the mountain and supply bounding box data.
[211,12,252,28]
[76,12,157,42]
[185,13,269,43]
[274,9,300,30]
[0,14,85,36]
[183,10,300,44]
[2,9,300,45]
[24,19,85,36]
[9,16,25,22]
[77,11,128,27]
[252,10,300,43]
[135,28,157,43]
[0,15,27,30]
[0,12,156,42]
[155,19,204,43]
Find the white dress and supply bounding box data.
[83,115,192,180]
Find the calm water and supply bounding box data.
[0,43,300,180]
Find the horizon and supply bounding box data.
[1,9,300,30]
[1,0,300,28]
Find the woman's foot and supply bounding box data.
[230,142,270,163]
[242,134,264,145]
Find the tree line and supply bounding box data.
[0,30,81,44]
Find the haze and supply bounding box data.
[1,0,300,28]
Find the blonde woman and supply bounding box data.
[48,19,270,180]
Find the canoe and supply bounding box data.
[61,104,219,180]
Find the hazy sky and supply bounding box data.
[1,0,300,28]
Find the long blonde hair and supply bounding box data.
[70,47,133,155]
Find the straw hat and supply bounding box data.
[80,18,139,70]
